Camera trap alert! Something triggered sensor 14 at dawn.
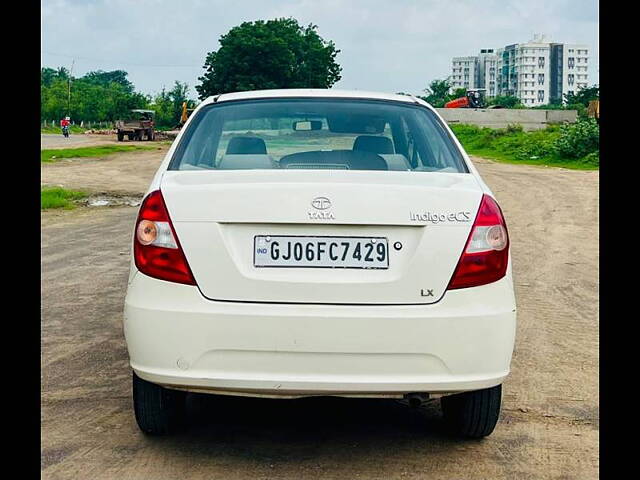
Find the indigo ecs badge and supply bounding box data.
[409,211,472,223]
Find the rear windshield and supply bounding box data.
[169,98,467,173]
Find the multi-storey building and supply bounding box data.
[450,56,477,91]
[496,41,548,105]
[561,44,590,97]
[451,35,589,106]
[477,49,498,97]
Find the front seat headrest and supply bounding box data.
[353,135,394,155]
[226,136,267,155]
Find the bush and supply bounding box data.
[449,120,598,169]
[554,118,599,159]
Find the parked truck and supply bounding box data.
[115,109,156,141]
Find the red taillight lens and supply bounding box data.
[447,194,509,290]
[133,190,196,285]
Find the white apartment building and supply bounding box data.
[562,45,590,97]
[477,49,498,97]
[452,35,589,106]
[497,35,589,106]
[450,56,477,91]
[450,50,497,96]
[496,41,551,106]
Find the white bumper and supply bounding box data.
[124,272,516,397]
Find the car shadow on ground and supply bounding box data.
[143,393,476,460]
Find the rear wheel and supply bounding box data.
[441,384,502,438]
[132,372,186,435]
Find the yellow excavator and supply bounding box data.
[180,102,195,127]
[587,100,599,123]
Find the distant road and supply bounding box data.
[41,133,126,150]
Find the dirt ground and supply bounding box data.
[41,133,132,150]
[41,144,169,196]
[41,146,599,479]
[41,133,176,151]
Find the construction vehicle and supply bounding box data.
[179,102,195,127]
[445,89,487,109]
[444,89,505,109]
[588,100,599,123]
[115,109,156,141]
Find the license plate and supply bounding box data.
[254,236,389,269]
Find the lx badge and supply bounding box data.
[421,289,434,297]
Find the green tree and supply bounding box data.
[564,85,598,107]
[82,70,135,94]
[41,67,59,87]
[150,81,196,128]
[55,67,70,80]
[167,81,191,123]
[451,87,467,99]
[41,67,150,123]
[41,77,70,121]
[419,78,452,107]
[195,18,342,99]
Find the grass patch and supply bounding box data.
[41,187,87,210]
[41,145,155,163]
[450,122,599,170]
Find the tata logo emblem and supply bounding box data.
[311,197,332,210]
[309,196,334,220]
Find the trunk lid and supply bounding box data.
[160,170,483,305]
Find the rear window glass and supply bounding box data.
[169,99,467,173]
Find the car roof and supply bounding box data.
[207,89,418,105]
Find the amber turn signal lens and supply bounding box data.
[136,219,158,245]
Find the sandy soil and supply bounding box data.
[41,145,169,196]
[41,153,599,479]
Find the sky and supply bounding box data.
[42,0,598,99]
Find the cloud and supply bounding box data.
[42,0,598,97]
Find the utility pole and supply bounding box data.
[67,59,74,117]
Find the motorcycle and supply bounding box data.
[62,125,70,138]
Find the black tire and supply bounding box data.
[117,131,124,142]
[441,384,502,438]
[132,372,186,435]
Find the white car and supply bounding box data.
[124,89,516,438]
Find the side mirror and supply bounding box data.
[293,120,322,131]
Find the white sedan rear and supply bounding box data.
[124,89,516,437]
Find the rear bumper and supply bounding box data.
[124,272,516,397]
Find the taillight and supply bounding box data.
[133,190,196,285]
[447,194,509,290]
